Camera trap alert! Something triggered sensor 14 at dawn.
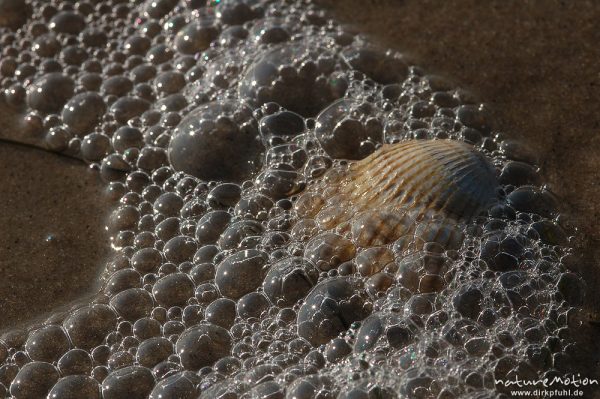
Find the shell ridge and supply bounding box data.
[352,142,434,201]
[382,149,447,202]
[393,145,470,211]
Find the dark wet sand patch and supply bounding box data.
[0,141,110,329]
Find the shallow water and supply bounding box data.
[0,0,592,398]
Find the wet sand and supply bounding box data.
[326,0,600,389]
[0,142,110,330]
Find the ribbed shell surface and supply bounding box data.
[293,139,499,250]
[336,139,498,221]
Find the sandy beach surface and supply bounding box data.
[0,143,110,329]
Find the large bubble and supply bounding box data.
[26,73,75,114]
[315,99,383,160]
[168,100,264,183]
[175,323,232,370]
[239,43,348,116]
[0,0,30,30]
[297,277,371,346]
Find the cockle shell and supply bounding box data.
[294,139,499,250]
[329,139,498,219]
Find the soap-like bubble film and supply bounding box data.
[0,0,585,398]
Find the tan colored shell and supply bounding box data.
[334,139,497,219]
[294,139,499,250]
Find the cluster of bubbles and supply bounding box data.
[0,0,586,398]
